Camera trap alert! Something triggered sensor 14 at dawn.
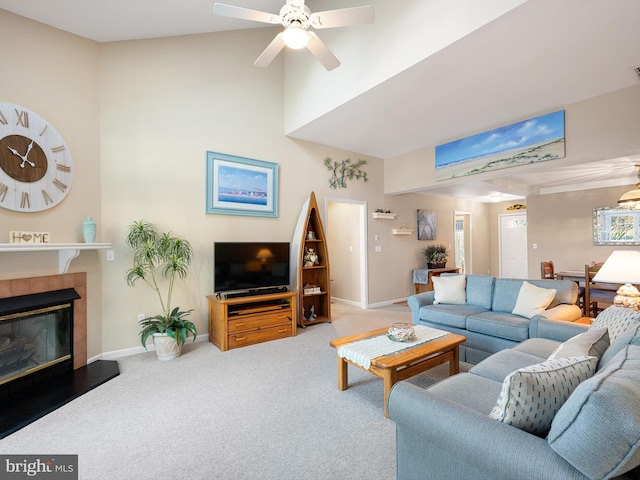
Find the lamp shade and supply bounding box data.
[618,164,640,205]
[617,188,640,205]
[592,250,640,284]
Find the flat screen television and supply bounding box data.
[214,242,290,294]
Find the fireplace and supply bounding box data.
[0,273,119,438]
[0,288,80,399]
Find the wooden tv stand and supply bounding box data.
[207,291,297,351]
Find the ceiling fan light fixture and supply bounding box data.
[283,26,309,49]
[618,164,640,206]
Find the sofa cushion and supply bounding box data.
[548,328,609,362]
[512,338,561,359]
[548,345,640,480]
[419,304,488,329]
[492,278,577,314]
[528,279,577,308]
[470,349,547,382]
[491,279,526,313]
[590,305,640,342]
[600,323,640,368]
[512,281,557,319]
[425,372,502,414]
[465,274,495,309]
[467,311,530,342]
[432,274,466,305]
[489,355,598,436]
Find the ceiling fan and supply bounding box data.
[213,1,374,71]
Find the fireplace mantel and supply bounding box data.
[0,243,111,274]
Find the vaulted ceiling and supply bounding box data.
[1,0,639,202]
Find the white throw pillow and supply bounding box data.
[432,275,466,305]
[548,328,609,361]
[489,356,598,436]
[512,281,557,319]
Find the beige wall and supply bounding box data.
[1,9,638,357]
[364,192,492,304]
[384,85,640,195]
[98,29,401,353]
[526,185,637,276]
[0,12,104,358]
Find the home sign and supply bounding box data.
[9,231,50,244]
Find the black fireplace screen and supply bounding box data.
[0,304,72,385]
[0,288,79,388]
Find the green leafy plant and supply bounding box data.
[422,244,449,264]
[125,220,197,348]
[324,157,368,189]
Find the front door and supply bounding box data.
[499,213,528,278]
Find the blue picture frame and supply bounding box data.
[206,152,278,217]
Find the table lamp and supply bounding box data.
[592,250,640,309]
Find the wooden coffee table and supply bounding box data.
[330,327,466,417]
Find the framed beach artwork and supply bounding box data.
[435,110,565,181]
[206,151,278,217]
[417,209,437,240]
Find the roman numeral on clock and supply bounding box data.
[0,183,7,201]
[42,190,53,205]
[52,179,67,192]
[20,191,30,209]
[15,109,29,128]
[0,110,7,126]
[56,164,71,173]
[51,145,65,153]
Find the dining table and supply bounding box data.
[556,270,585,284]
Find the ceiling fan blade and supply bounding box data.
[306,32,340,71]
[213,3,281,25]
[309,6,374,29]
[254,32,286,67]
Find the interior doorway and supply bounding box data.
[499,212,528,278]
[325,198,368,308]
[454,211,472,274]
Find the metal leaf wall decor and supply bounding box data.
[324,157,368,189]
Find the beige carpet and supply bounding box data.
[0,303,465,480]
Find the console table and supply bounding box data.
[412,267,461,294]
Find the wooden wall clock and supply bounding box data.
[0,102,73,212]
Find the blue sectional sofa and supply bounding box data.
[408,274,582,364]
[389,306,640,480]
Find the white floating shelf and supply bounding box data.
[0,243,112,274]
[372,212,397,219]
[392,228,414,235]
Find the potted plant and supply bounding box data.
[423,244,449,269]
[125,220,197,360]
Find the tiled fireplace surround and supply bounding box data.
[0,272,87,370]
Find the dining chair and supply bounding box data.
[540,261,556,279]
[547,262,587,314]
[584,263,617,317]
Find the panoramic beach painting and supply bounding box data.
[435,110,565,181]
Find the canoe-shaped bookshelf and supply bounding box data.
[291,192,331,328]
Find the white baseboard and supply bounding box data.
[367,297,409,309]
[331,297,365,308]
[331,296,408,309]
[89,333,210,363]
